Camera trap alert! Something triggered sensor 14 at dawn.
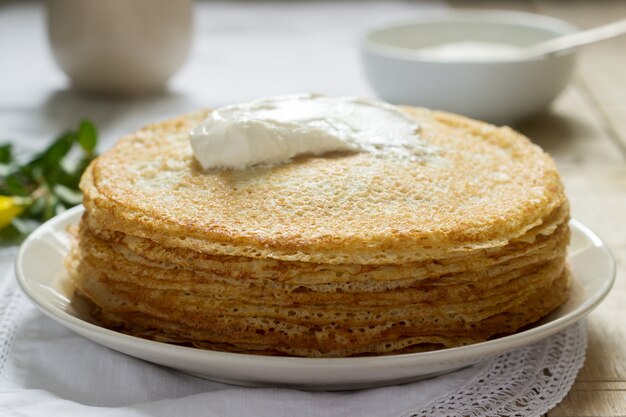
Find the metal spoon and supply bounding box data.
[521,17,626,58]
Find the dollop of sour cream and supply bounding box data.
[189,94,424,170]
[416,41,523,61]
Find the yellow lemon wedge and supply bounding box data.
[0,196,24,229]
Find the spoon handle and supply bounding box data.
[524,18,626,58]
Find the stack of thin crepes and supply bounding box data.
[66,107,571,357]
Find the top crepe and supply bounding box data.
[80,108,566,265]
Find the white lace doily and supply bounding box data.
[412,321,587,417]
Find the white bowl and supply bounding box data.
[48,0,192,95]
[361,10,578,125]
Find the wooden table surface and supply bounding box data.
[452,1,626,416]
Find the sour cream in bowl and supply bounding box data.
[361,10,578,125]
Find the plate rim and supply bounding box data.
[15,206,616,369]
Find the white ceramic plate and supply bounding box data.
[16,206,615,390]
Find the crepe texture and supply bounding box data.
[67,107,571,357]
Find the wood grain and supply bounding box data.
[534,0,626,159]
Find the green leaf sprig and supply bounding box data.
[0,120,98,244]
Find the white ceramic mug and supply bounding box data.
[48,0,193,95]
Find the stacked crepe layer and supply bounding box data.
[67,107,570,357]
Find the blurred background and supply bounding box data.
[2,0,447,149]
[1,0,621,152]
